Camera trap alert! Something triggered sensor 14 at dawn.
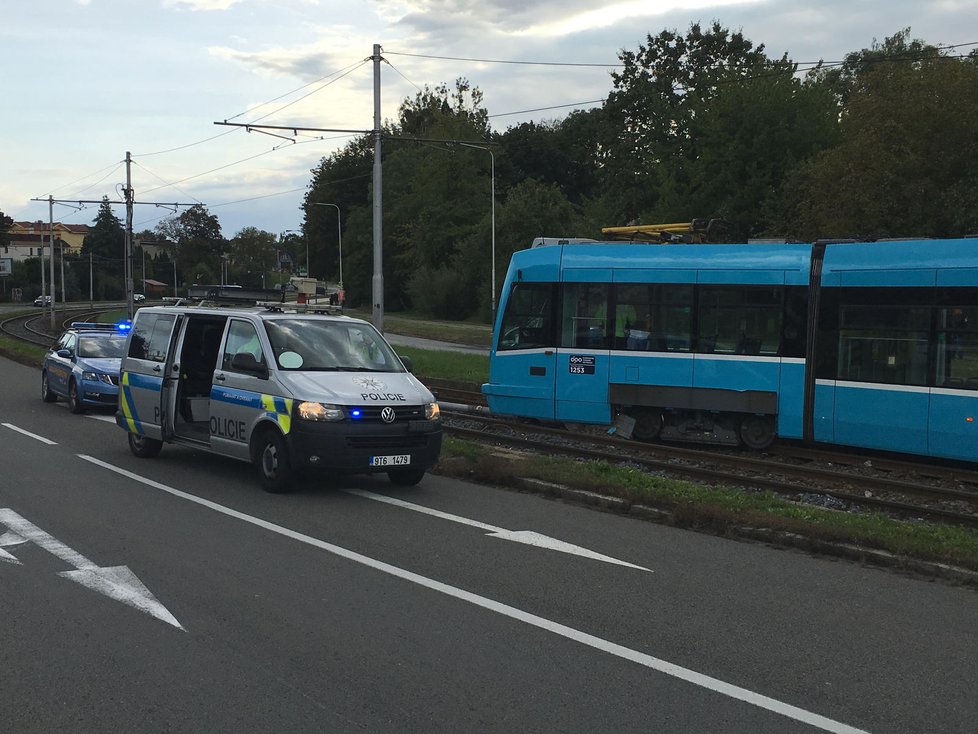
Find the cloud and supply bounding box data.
[163,0,246,10]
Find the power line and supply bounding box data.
[385,50,619,68]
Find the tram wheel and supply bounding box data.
[739,415,775,450]
[631,409,663,442]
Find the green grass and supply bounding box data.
[397,346,489,384]
[437,437,978,572]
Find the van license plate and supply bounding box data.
[370,455,411,467]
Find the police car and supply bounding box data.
[115,285,442,492]
[41,322,131,413]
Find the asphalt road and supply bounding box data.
[1,355,976,733]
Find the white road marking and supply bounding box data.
[342,488,650,571]
[2,423,57,444]
[0,509,183,630]
[86,414,116,423]
[78,454,867,734]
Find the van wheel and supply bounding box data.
[740,415,775,450]
[128,432,163,458]
[41,372,57,403]
[387,468,426,487]
[256,429,293,493]
[68,380,85,414]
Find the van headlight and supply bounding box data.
[297,402,344,422]
[425,402,441,421]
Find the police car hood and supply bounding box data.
[79,357,122,373]
[277,371,435,405]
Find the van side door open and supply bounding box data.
[119,312,180,440]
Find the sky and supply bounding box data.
[3,0,976,239]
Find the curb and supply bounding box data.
[512,477,978,589]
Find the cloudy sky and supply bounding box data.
[4,0,976,238]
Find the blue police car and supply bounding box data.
[41,322,131,413]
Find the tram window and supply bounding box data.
[613,283,692,351]
[560,283,609,349]
[497,283,555,351]
[836,305,929,386]
[697,286,783,355]
[936,306,978,388]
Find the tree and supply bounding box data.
[0,208,12,250]
[229,227,277,287]
[80,197,125,299]
[156,204,225,284]
[777,31,978,239]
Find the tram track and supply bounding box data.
[428,380,978,528]
[0,307,111,348]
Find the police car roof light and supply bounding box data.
[70,322,117,331]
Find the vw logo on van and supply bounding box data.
[381,407,396,423]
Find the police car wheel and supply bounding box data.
[256,430,294,493]
[68,380,85,414]
[387,468,425,487]
[128,432,163,458]
[41,372,57,403]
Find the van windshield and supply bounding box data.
[264,318,406,373]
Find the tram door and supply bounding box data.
[555,280,612,423]
[486,283,558,420]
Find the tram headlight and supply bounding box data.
[297,402,344,422]
[425,402,441,421]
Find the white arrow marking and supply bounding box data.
[0,529,27,564]
[342,489,651,572]
[0,509,183,630]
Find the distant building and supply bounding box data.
[10,221,88,255]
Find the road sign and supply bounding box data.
[0,257,11,276]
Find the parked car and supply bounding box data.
[41,322,131,413]
[34,295,52,307]
[133,293,146,303]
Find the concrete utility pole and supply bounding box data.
[124,151,135,320]
[33,157,193,321]
[372,43,384,333]
[48,197,56,329]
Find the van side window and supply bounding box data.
[128,313,176,363]
[223,321,266,372]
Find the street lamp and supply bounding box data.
[456,143,496,323]
[310,202,342,288]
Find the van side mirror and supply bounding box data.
[230,352,269,379]
[399,355,414,373]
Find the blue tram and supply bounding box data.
[482,238,978,460]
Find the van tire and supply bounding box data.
[387,468,425,487]
[128,432,163,458]
[255,428,294,493]
[41,372,57,402]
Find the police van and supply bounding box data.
[115,285,442,492]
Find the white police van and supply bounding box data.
[115,285,442,492]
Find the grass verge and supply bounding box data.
[436,436,978,575]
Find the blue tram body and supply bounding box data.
[483,238,978,461]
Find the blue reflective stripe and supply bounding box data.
[127,372,164,391]
[273,396,289,414]
[210,386,265,409]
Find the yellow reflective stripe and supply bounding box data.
[260,394,293,435]
[120,372,137,432]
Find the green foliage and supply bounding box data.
[777,31,978,239]
[229,226,277,287]
[80,197,125,298]
[156,204,225,283]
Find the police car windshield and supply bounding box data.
[264,319,405,373]
[77,334,128,359]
